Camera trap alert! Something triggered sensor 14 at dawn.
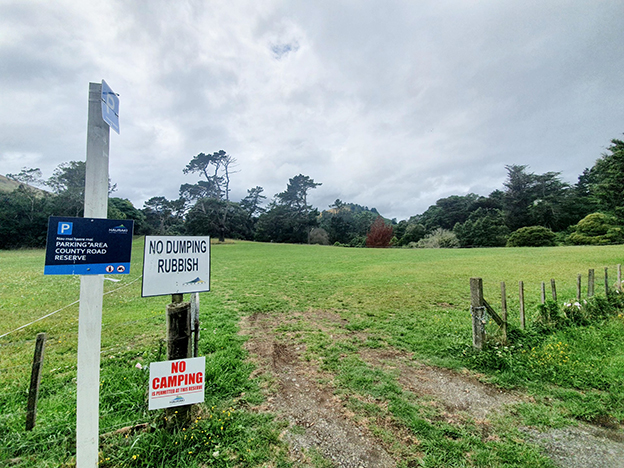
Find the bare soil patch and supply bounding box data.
[240,310,624,467]
[359,347,523,421]
[242,312,395,467]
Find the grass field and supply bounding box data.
[1,240,623,466]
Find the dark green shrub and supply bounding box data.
[568,212,624,245]
[534,300,570,332]
[506,226,556,247]
[453,208,509,247]
[399,223,426,245]
[349,235,366,248]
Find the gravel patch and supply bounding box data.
[521,424,624,468]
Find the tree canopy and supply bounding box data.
[3,135,624,249]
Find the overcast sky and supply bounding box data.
[1,0,623,220]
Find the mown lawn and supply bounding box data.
[1,240,623,466]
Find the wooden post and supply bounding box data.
[577,274,582,301]
[26,333,46,431]
[470,278,485,350]
[166,295,192,426]
[551,279,557,302]
[519,281,526,330]
[588,269,595,297]
[500,282,507,345]
[167,297,191,361]
[541,282,546,304]
[618,264,622,292]
[605,267,609,296]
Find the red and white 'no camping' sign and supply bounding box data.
[148,357,205,410]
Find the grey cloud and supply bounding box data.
[1,0,623,219]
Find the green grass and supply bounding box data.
[1,240,623,466]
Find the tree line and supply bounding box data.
[2,137,623,249]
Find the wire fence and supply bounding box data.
[0,275,164,457]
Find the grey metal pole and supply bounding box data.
[76,82,109,468]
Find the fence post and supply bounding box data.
[500,282,507,345]
[618,264,622,293]
[26,333,47,431]
[519,281,526,329]
[470,278,485,350]
[577,274,582,301]
[550,279,557,302]
[605,267,609,296]
[541,282,546,304]
[167,295,192,426]
[588,269,595,297]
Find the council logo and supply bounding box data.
[170,396,185,404]
[183,277,207,285]
[108,224,129,234]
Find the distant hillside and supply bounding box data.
[0,174,21,192]
[0,174,48,195]
[322,203,380,217]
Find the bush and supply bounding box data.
[568,212,624,245]
[453,208,509,247]
[309,227,330,245]
[415,228,460,248]
[366,216,394,248]
[399,223,426,245]
[506,226,556,247]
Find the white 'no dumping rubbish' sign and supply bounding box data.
[141,236,211,297]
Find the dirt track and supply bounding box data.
[240,310,624,467]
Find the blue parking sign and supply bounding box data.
[45,217,133,275]
[57,221,73,235]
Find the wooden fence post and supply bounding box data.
[551,279,557,302]
[519,281,526,329]
[577,274,582,301]
[605,267,609,296]
[26,333,46,431]
[470,278,485,350]
[500,282,507,345]
[618,264,622,293]
[167,296,192,426]
[588,269,595,297]
[541,282,546,304]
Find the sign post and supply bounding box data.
[141,236,210,427]
[75,81,118,467]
